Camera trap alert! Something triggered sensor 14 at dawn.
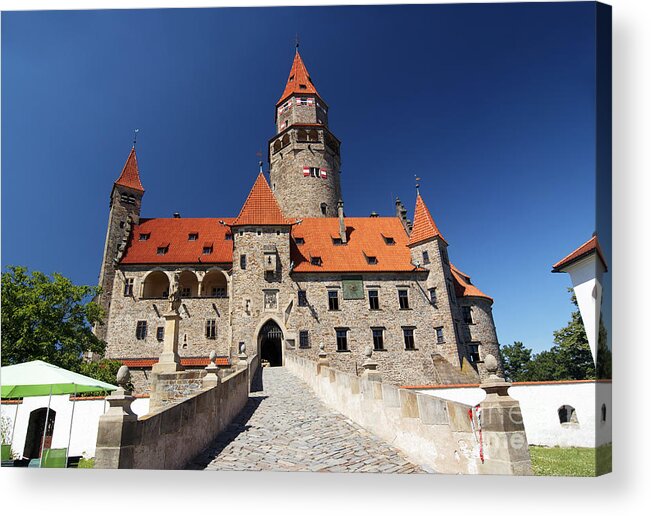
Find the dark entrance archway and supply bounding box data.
[23,408,56,459]
[259,319,283,367]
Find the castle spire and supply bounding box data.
[277,49,319,105]
[408,193,447,246]
[114,147,144,193]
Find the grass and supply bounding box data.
[529,443,612,477]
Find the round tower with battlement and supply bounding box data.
[269,49,342,218]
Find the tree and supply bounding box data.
[1,266,107,372]
[499,341,532,382]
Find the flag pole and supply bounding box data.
[39,384,53,468]
[66,384,78,466]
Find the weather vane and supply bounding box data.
[256,149,264,173]
[133,128,139,148]
[415,174,421,194]
[295,33,300,50]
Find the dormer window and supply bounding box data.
[139,233,150,241]
[203,245,213,255]
[289,75,294,82]
[295,237,305,245]
[188,233,198,241]
[332,237,343,246]
[383,236,395,245]
[157,245,169,255]
[366,256,378,265]
[299,84,307,90]
[225,233,232,240]
[311,256,322,266]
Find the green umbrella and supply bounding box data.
[1,360,117,398]
[1,360,118,467]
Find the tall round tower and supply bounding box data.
[269,48,342,218]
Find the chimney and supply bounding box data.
[370,211,379,218]
[395,198,411,235]
[337,199,347,244]
[173,212,181,218]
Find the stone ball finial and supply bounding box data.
[364,346,373,358]
[484,354,498,374]
[116,365,131,387]
[209,350,217,363]
[239,342,246,354]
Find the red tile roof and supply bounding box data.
[277,50,320,105]
[232,173,292,226]
[291,217,418,273]
[114,147,144,193]
[408,194,447,246]
[450,264,493,302]
[552,235,608,272]
[120,217,235,265]
[119,357,230,368]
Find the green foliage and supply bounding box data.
[499,341,531,382]
[79,359,123,387]
[1,266,107,373]
[77,457,95,469]
[530,444,611,477]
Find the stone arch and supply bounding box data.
[308,129,319,142]
[178,270,198,298]
[142,270,170,299]
[297,129,307,142]
[273,140,282,153]
[254,315,288,367]
[558,404,579,425]
[281,134,290,147]
[202,269,228,298]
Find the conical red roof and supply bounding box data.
[277,50,319,105]
[408,193,446,246]
[114,147,144,193]
[232,173,291,226]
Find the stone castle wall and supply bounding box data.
[459,296,503,379]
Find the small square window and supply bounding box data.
[403,328,416,350]
[435,327,444,344]
[156,326,164,342]
[328,290,339,311]
[298,290,308,307]
[368,290,379,310]
[136,320,147,340]
[311,256,322,266]
[299,330,310,349]
[295,237,305,245]
[123,278,134,297]
[188,233,198,241]
[139,233,150,241]
[398,289,410,309]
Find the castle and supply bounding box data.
[95,49,503,391]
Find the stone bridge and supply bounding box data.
[95,351,532,475]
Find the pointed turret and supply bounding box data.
[277,50,320,106]
[114,147,144,193]
[233,173,291,226]
[408,193,447,246]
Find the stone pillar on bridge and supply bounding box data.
[203,350,220,388]
[95,366,138,469]
[317,343,330,374]
[238,342,248,370]
[361,346,382,382]
[478,354,533,475]
[152,309,183,374]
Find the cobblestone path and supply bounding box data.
[188,367,427,473]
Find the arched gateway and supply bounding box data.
[259,319,283,367]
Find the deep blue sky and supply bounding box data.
[2,3,602,353]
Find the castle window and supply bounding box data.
[308,130,319,142]
[422,251,430,265]
[139,233,150,241]
[156,326,164,342]
[299,330,310,349]
[310,167,320,177]
[435,326,444,344]
[225,233,232,240]
[123,278,134,297]
[321,203,328,215]
[295,237,305,245]
[212,287,226,298]
[157,245,169,255]
[558,405,579,425]
[257,230,262,236]
[462,306,473,324]
[203,245,213,255]
[335,328,349,351]
[328,290,339,311]
[240,254,247,270]
[441,247,449,265]
[403,327,416,350]
[601,404,607,422]
[273,140,282,153]
[398,289,410,310]
[311,256,322,266]
[366,255,378,265]
[135,321,147,340]
[332,237,343,245]
[181,287,191,297]
[368,290,379,310]
[372,328,384,351]
[188,233,198,241]
[468,343,481,363]
[383,236,395,245]
[298,290,308,307]
[429,288,437,305]
[297,129,308,141]
[447,279,456,305]
[205,319,217,340]
[299,84,307,90]
[182,334,188,349]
